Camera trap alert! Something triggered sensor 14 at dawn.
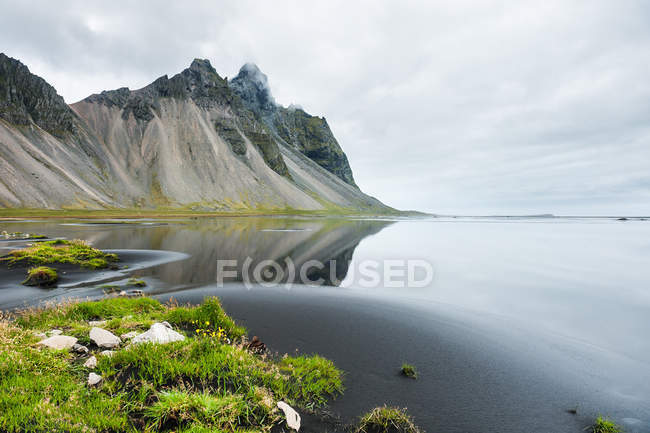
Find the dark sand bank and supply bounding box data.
[0,249,188,310]
[155,284,650,433]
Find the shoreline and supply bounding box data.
[0,208,425,221]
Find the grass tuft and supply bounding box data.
[591,416,622,433]
[280,355,344,408]
[356,406,421,433]
[1,239,118,269]
[144,390,274,431]
[400,363,417,379]
[22,266,58,287]
[128,278,147,287]
[165,297,246,340]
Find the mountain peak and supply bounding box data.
[189,58,215,74]
[238,62,264,77]
[230,62,276,114]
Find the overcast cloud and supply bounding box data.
[1,0,649,215]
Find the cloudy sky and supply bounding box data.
[2,0,649,215]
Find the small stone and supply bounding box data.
[87,372,102,386]
[89,327,121,349]
[37,335,78,350]
[88,320,107,326]
[119,291,127,296]
[83,355,97,368]
[72,343,89,354]
[277,401,301,431]
[99,350,115,357]
[131,323,185,345]
[120,331,138,339]
[49,329,63,336]
[33,331,47,339]
[248,335,266,354]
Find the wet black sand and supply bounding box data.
[156,284,650,433]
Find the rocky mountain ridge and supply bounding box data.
[0,53,390,212]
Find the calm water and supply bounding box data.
[1,216,649,432]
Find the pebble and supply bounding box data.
[89,327,121,349]
[277,401,301,431]
[87,373,102,386]
[83,355,97,368]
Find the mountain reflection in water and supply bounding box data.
[0,217,393,300]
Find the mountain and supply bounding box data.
[0,53,392,212]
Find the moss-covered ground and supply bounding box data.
[0,297,344,432]
[1,239,119,270]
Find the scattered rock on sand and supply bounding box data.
[83,355,97,368]
[131,322,185,345]
[87,373,102,386]
[37,335,78,350]
[89,327,121,348]
[277,401,301,431]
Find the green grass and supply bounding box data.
[22,266,58,287]
[400,363,417,379]
[356,406,421,433]
[1,296,344,432]
[0,239,118,269]
[591,416,622,433]
[144,390,274,431]
[0,319,128,432]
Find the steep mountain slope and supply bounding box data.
[0,53,391,212]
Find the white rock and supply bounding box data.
[87,372,102,386]
[99,350,115,357]
[33,331,47,339]
[37,335,78,350]
[88,320,107,326]
[83,355,97,368]
[89,327,121,348]
[131,323,185,345]
[48,329,63,336]
[277,401,301,431]
[120,331,138,339]
[161,321,172,329]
